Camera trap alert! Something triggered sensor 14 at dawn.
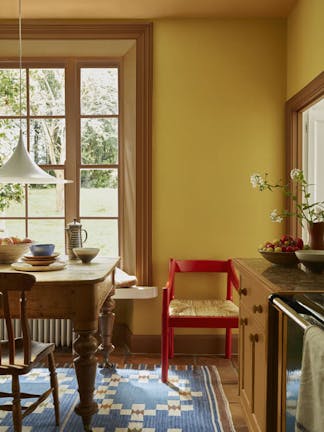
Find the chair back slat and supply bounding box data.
[174,259,229,273]
[21,291,31,364]
[0,273,36,366]
[3,291,15,364]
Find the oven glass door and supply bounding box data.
[269,294,324,432]
[285,317,304,431]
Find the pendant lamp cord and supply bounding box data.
[18,0,22,130]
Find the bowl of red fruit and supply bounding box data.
[258,235,304,266]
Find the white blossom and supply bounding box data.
[290,168,302,181]
[270,209,283,223]
[250,173,265,189]
[313,205,324,222]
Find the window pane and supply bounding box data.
[80,169,118,217]
[29,69,65,116]
[28,183,65,217]
[2,187,25,217]
[81,118,118,164]
[0,119,27,161]
[81,219,118,256]
[81,68,118,115]
[0,68,26,116]
[0,220,26,239]
[30,118,66,164]
[28,219,65,253]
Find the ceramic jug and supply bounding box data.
[65,219,88,259]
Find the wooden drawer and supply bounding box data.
[239,273,272,328]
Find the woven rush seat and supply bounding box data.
[169,299,239,317]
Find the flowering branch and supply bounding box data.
[250,168,324,225]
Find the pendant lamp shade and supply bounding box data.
[0,130,72,184]
[0,0,72,185]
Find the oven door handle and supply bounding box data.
[271,297,311,331]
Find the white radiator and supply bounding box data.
[0,318,73,347]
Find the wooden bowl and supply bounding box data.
[0,243,31,264]
[258,250,299,266]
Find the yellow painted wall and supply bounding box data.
[0,19,287,336]
[131,18,287,334]
[1,2,322,342]
[287,0,324,98]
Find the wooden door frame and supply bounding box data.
[286,71,324,236]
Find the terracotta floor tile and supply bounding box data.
[235,426,250,432]
[222,383,240,403]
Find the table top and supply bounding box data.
[0,256,120,286]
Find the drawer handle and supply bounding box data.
[239,288,247,296]
[240,317,248,326]
[253,304,263,314]
[249,333,259,343]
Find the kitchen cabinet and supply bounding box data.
[236,262,271,432]
[233,258,324,432]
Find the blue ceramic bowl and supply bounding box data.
[30,243,55,256]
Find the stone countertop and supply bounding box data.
[233,258,324,294]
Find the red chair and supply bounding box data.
[161,259,239,382]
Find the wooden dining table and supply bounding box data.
[0,256,120,432]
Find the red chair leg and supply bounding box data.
[225,328,232,359]
[161,321,169,383]
[169,327,174,358]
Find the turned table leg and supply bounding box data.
[73,330,99,432]
[98,288,116,368]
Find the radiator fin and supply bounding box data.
[0,318,73,347]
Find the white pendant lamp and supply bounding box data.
[0,0,72,185]
[0,130,71,184]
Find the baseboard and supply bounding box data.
[112,323,238,355]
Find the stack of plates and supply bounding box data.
[22,252,60,266]
[11,252,66,272]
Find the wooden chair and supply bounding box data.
[161,259,239,382]
[0,273,59,432]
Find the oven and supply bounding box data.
[267,292,324,432]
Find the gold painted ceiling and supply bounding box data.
[0,0,298,19]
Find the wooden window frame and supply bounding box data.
[0,20,153,284]
[286,71,324,237]
[68,59,121,244]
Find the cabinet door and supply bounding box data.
[240,303,267,432]
[253,325,267,432]
[239,305,252,406]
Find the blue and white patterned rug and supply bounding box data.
[0,365,235,431]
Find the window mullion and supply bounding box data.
[25,67,30,235]
[64,59,80,225]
